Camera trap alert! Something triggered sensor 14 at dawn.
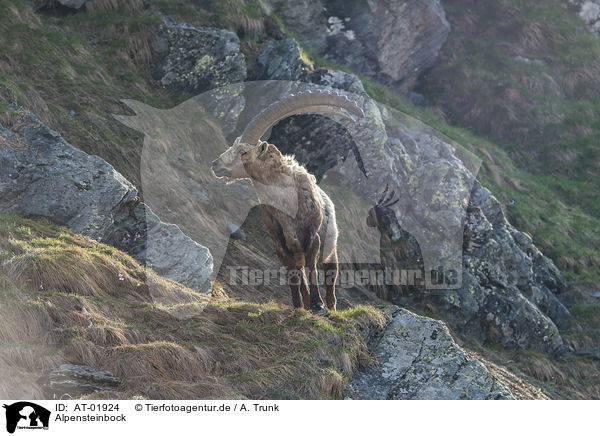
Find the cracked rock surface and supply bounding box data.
[267,0,450,87]
[348,307,514,400]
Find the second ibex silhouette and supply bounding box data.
[211,91,364,312]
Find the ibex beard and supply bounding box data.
[210,91,365,311]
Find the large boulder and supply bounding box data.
[266,69,570,354]
[348,307,514,399]
[376,119,571,354]
[150,19,247,94]
[267,0,450,87]
[0,109,213,292]
[419,181,571,353]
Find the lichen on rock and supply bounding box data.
[348,307,514,399]
[151,19,247,94]
[256,38,307,81]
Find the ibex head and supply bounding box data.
[211,90,365,182]
[211,137,258,181]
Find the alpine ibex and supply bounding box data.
[211,91,364,311]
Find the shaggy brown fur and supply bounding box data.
[212,139,338,310]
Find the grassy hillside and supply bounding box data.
[0,213,385,399]
[1,0,599,399]
[2,0,597,284]
[0,0,288,186]
[418,0,600,282]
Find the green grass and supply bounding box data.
[413,0,600,281]
[0,212,386,399]
[0,0,189,187]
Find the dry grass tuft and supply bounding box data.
[469,354,549,400]
[223,0,267,38]
[520,352,567,384]
[0,214,383,400]
[520,22,547,51]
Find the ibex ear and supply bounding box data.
[257,142,282,160]
[266,144,282,157]
[257,142,268,157]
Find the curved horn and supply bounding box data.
[384,196,399,208]
[378,184,390,205]
[239,91,365,145]
[384,189,397,206]
[376,184,399,209]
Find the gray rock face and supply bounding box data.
[569,0,600,35]
[151,19,247,94]
[267,0,328,53]
[348,307,514,399]
[267,0,450,87]
[256,38,306,81]
[0,110,212,292]
[417,182,571,353]
[325,0,450,87]
[267,68,570,354]
[42,364,120,399]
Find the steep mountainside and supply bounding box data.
[417,0,600,284]
[0,0,599,399]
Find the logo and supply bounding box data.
[115,80,482,303]
[3,402,50,434]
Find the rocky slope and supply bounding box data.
[267,0,449,88]
[0,108,212,292]
[280,110,570,353]
[0,86,536,400]
[349,307,515,400]
[238,39,572,354]
[261,0,600,294]
[1,212,543,400]
[1,0,597,399]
